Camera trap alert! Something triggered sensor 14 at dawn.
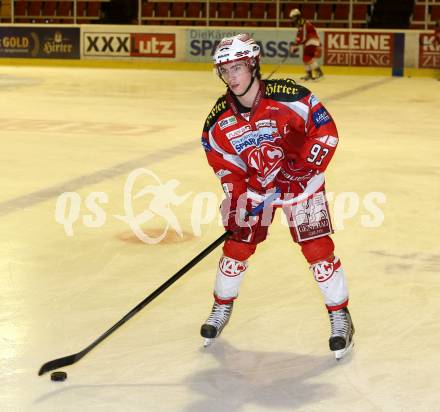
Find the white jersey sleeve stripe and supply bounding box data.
[315,135,339,147]
[209,127,248,173]
[278,100,309,129]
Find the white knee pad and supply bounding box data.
[310,61,319,70]
[214,255,248,301]
[311,256,348,309]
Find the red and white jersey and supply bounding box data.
[294,20,321,47]
[201,79,339,201]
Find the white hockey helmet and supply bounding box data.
[289,8,301,19]
[213,33,260,69]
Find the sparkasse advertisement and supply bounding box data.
[185,28,324,64]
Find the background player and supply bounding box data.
[289,8,324,81]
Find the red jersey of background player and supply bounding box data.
[201,78,338,201]
[294,20,321,48]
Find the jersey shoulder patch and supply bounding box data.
[265,79,310,102]
[204,95,228,132]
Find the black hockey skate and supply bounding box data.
[314,67,324,80]
[328,307,355,360]
[300,70,314,81]
[200,301,233,347]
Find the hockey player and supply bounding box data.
[289,8,324,81]
[200,34,354,360]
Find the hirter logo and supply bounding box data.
[131,33,176,58]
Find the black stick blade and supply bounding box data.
[38,354,78,375]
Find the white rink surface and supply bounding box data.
[1,65,439,412]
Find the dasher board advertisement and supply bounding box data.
[0,27,79,59]
[83,32,176,58]
[324,32,393,67]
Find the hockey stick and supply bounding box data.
[265,54,289,80]
[38,188,281,376]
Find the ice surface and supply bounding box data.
[1,65,439,412]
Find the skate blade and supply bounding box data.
[334,340,354,361]
[203,338,214,347]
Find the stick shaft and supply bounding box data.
[81,231,230,354]
[266,55,289,80]
[39,190,280,375]
[38,231,230,375]
[80,190,281,354]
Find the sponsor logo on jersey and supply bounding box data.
[226,124,252,140]
[312,107,331,128]
[219,116,237,130]
[215,169,232,178]
[201,137,212,152]
[255,119,277,129]
[230,132,275,154]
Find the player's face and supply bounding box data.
[218,61,252,95]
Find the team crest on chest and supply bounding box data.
[248,143,284,187]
